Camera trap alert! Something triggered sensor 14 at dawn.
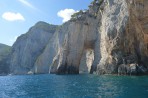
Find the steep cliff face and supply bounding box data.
[97,0,129,74]
[0,44,11,74]
[10,22,58,74]
[34,3,101,74]
[120,0,148,75]
[11,0,148,75]
[97,0,148,75]
[34,0,130,74]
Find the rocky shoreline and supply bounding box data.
[0,0,148,76]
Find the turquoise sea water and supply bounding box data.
[0,74,148,98]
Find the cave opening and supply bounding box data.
[79,49,94,74]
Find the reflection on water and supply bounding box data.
[0,74,148,98]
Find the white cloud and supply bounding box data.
[2,12,25,21]
[9,36,18,45]
[57,9,77,22]
[18,0,36,10]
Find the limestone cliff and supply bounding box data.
[10,22,58,74]
[10,0,148,75]
[34,9,100,74]
[34,0,129,74]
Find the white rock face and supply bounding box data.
[97,0,129,74]
[10,21,58,74]
[10,0,148,75]
[12,0,128,74]
[35,9,100,74]
[58,0,128,74]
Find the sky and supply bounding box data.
[0,0,93,46]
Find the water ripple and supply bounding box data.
[0,74,148,98]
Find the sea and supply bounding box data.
[0,74,148,98]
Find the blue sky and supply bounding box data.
[0,0,93,46]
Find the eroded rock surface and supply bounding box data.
[10,0,148,75]
[10,21,58,74]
